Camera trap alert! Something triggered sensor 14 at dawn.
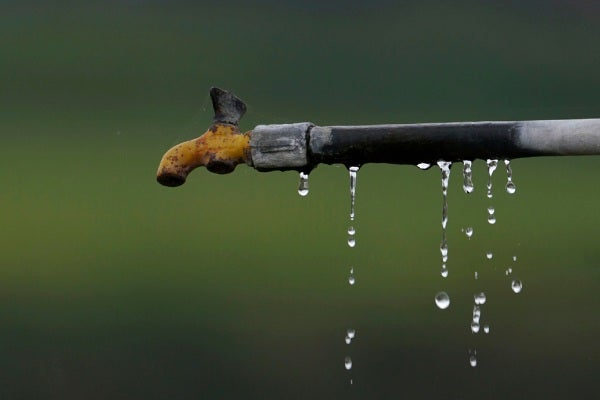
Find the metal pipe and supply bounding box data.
[250,119,600,171]
[156,87,600,186]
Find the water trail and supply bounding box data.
[486,159,498,199]
[462,160,474,194]
[298,172,309,196]
[504,160,516,194]
[435,291,450,309]
[349,166,359,222]
[438,161,452,277]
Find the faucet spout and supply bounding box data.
[156,87,251,187]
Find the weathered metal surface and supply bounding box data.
[250,123,312,171]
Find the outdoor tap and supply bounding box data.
[156,87,251,187]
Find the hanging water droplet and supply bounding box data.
[344,356,353,370]
[487,206,496,225]
[486,252,493,260]
[462,160,474,193]
[471,321,480,333]
[483,324,490,334]
[465,227,474,239]
[504,160,516,194]
[438,161,452,272]
[511,279,523,293]
[348,166,359,222]
[474,292,487,305]
[505,267,512,276]
[435,291,450,309]
[486,159,498,199]
[416,162,431,170]
[347,329,356,339]
[347,226,356,248]
[469,355,478,367]
[298,172,309,196]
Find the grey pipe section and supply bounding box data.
[250,119,600,171]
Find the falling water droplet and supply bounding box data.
[344,356,353,370]
[483,324,490,334]
[505,267,512,276]
[512,255,517,262]
[348,267,356,285]
[435,291,450,309]
[472,305,481,322]
[465,227,474,239]
[417,162,431,170]
[348,166,359,222]
[469,354,478,367]
[474,292,487,305]
[471,321,480,333]
[487,206,496,224]
[486,159,498,199]
[347,329,356,339]
[438,161,452,271]
[440,268,449,278]
[504,160,516,194]
[298,172,309,196]
[474,271,479,280]
[462,160,474,193]
[347,226,356,248]
[511,279,523,293]
[486,252,493,260]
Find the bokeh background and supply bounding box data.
[2,1,599,399]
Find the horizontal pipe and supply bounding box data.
[250,119,600,171]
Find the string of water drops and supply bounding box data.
[345,166,360,382]
[298,171,309,196]
[438,161,452,279]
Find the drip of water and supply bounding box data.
[472,305,481,323]
[438,161,452,269]
[487,206,496,224]
[298,172,309,196]
[465,227,474,239]
[486,251,493,260]
[469,350,478,367]
[513,255,517,262]
[471,321,480,333]
[474,292,486,305]
[474,271,479,280]
[347,329,356,339]
[511,279,523,293]
[344,356,353,370]
[440,268,449,278]
[483,324,490,334]
[417,162,431,170]
[462,160,474,193]
[504,160,516,194]
[435,291,450,309]
[347,227,356,248]
[349,166,359,222]
[486,159,498,199]
[348,268,355,285]
[505,267,512,276]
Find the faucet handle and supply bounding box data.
[210,87,247,126]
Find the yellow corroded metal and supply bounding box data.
[156,123,251,187]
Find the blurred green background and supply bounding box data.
[2,1,599,399]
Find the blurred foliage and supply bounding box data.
[1,1,599,399]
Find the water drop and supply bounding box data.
[486,252,493,260]
[462,160,474,193]
[347,329,356,339]
[483,324,490,334]
[435,291,450,309]
[511,279,523,293]
[344,356,353,370]
[345,336,351,344]
[471,321,480,333]
[486,159,498,199]
[298,172,309,196]
[505,267,512,276]
[417,162,431,170]
[504,160,516,194]
[438,161,452,271]
[474,271,479,280]
[472,305,481,322]
[348,275,355,285]
[512,255,517,262]
[474,292,486,305]
[469,355,478,367]
[465,227,474,239]
[347,226,356,248]
[348,166,359,222]
[441,268,449,278]
[487,206,496,224]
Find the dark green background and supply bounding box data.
[2,1,599,399]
